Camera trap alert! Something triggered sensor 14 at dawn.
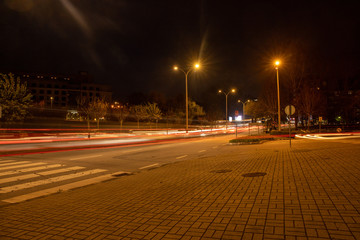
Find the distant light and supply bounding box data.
[229,116,233,122]
[275,60,280,66]
[194,63,200,69]
[231,89,235,93]
[235,116,242,121]
[173,66,178,70]
[218,90,222,93]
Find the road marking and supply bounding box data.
[0,160,15,164]
[69,155,103,161]
[176,155,188,159]
[0,161,29,167]
[139,163,159,170]
[0,169,107,193]
[0,164,63,177]
[0,162,46,171]
[198,150,206,153]
[0,166,86,184]
[2,174,116,204]
[38,166,85,176]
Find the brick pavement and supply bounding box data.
[1,138,360,239]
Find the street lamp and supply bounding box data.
[237,99,250,120]
[50,96,54,109]
[218,89,236,122]
[173,63,200,133]
[275,60,281,130]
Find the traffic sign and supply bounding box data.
[285,105,295,115]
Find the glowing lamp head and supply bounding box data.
[173,66,178,70]
[231,89,236,93]
[274,60,281,69]
[218,90,222,93]
[194,63,200,69]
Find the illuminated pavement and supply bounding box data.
[1,138,360,239]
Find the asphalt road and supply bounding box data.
[0,134,237,204]
[10,135,235,171]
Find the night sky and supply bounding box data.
[1,0,359,107]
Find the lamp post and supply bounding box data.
[218,89,236,122]
[275,60,281,130]
[237,99,249,120]
[174,63,200,133]
[50,97,54,109]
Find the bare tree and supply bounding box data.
[89,98,109,129]
[77,97,109,138]
[258,86,278,120]
[130,105,147,129]
[77,97,93,138]
[145,102,162,128]
[296,82,325,129]
[112,103,129,129]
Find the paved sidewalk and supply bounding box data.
[1,138,360,239]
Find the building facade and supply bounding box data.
[17,72,112,109]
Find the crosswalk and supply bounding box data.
[0,159,120,204]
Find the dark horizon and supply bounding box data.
[1,1,359,109]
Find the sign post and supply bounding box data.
[285,105,295,147]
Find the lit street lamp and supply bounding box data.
[173,63,200,133]
[218,89,236,122]
[50,96,54,109]
[237,99,250,120]
[275,60,281,130]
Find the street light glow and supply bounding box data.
[274,60,280,69]
[172,63,201,133]
[218,90,222,93]
[231,89,235,93]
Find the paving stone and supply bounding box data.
[2,138,360,239]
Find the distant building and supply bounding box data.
[17,71,112,109]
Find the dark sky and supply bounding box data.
[1,0,359,105]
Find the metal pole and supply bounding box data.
[289,117,291,147]
[243,103,245,120]
[276,68,281,130]
[236,123,238,138]
[225,94,228,130]
[185,73,188,133]
[225,94,228,122]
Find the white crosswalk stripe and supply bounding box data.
[0,160,117,204]
[0,162,47,170]
[0,169,107,193]
[0,160,16,164]
[0,161,29,167]
[0,164,63,177]
[0,166,86,184]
